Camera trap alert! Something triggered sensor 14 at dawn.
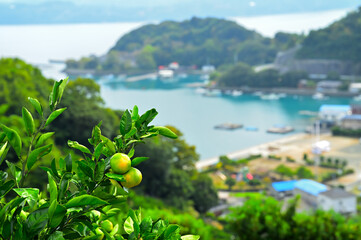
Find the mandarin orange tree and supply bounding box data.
[0,78,199,240]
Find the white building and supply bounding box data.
[349,83,361,93]
[294,179,328,208]
[202,65,215,73]
[317,188,356,214]
[341,115,361,130]
[319,105,351,123]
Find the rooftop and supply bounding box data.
[319,188,355,199]
[320,105,351,112]
[294,179,328,196]
[342,114,361,120]
[271,180,298,192]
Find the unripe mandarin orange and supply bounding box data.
[122,167,142,188]
[110,153,131,174]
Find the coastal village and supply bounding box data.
[199,100,361,216]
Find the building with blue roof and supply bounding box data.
[269,180,298,199]
[341,114,361,130]
[319,104,351,123]
[294,179,328,207]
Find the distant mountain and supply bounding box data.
[0,0,359,24]
[297,7,361,63]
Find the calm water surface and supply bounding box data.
[99,79,354,160]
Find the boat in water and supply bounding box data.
[214,123,243,130]
[260,93,280,100]
[231,90,243,97]
[353,95,361,101]
[203,89,222,97]
[195,87,207,94]
[267,125,294,134]
[312,92,326,100]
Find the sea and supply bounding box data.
[0,9,356,160]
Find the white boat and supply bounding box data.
[231,90,243,97]
[195,87,207,94]
[203,89,222,97]
[253,91,263,96]
[353,95,361,101]
[277,93,287,98]
[260,93,280,100]
[312,92,325,100]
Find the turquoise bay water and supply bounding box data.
[99,78,353,160]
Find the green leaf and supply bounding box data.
[91,125,101,146]
[0,104,9,115]
[131,105,139,121]
[45,107,67,127]
[25,207,48,238]
[49,80,61,111]
[31,144,53,165]
[94,141,105,160]
[28,97,43,117]
[48,172,58,203]
[181,235,200,240]
[128,147,135,158]
[51,158,60,178]
[35,132,54,148]
[120,110,132,135]
[105,173,125,182]
[94,159,105,182]
[131,157,149,167]
[1,124,22,156]
[100,136,116,156]
[48,201,67,228]
[164,225,180,240]
[68,140,91,154]
[65,195,108,208]
[0,179,15,198]
[0,197,25,225]
[0,141,8,165]
[78,160,93,179]
[13,188,39,209]
[64,154,72,172]
[27,144,53,171]
[59,172,72,200]
[151,126,178,139]
[22,107,35,135]
[125,127,137,139]
[57,77,69,103]
[139,108,158,126]
[48,231,65,240]
[140,216,152,235]
[124,216,134,234]
[6,160,21,184]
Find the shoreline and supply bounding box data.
[196,133,307,170]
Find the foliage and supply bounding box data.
[0,79,199,239]
[67,17,302,73]
[295,166,313,179]
[0,58,52,115]
[50,78,122,147]
[225,177,236,190]
[274,164,294,179]
[297,7,361,64]
[226,195,361,240]
[332,126,361,138]
[217,62,308,88]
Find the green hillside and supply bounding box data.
[111,17,301,67]
[297,7,361,62]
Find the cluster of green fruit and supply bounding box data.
[110,153,142,188]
